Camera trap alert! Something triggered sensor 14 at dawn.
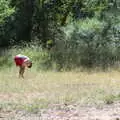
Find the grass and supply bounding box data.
[0,67,120,112]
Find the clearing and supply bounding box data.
[0,68,120,120]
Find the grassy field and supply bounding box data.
[0,67,120,112]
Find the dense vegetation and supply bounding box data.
[0,0,120,70]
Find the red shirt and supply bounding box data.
[14,54,30,66]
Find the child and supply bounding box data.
[14,54,32,78]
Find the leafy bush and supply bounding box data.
[50,17,120,70]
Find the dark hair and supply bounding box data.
[28,62,32,68]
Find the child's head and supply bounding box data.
[27,61,32,68]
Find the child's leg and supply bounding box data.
[19,66,25,78]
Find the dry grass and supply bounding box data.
[0,67,120,111]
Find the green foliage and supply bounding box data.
[49,15,120,69]
[104,93,120,104]
[51,18,106,69]
[0,0,14,23]
[0,0,15,47]
[0,0,120,70]
[0,56,12,69]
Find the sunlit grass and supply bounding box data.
[0,67,120,111]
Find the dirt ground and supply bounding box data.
[0,102,120,120]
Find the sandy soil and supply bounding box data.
[0,102,120,120]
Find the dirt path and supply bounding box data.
[0,102,120,120]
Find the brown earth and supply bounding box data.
[0,102,120,120]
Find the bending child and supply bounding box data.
[14,54,32,78]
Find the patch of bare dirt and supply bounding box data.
[0,102,120,120]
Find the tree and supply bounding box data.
[0,0,14,47]
[11,0,35,43]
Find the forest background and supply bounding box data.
[0,0,120,71]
